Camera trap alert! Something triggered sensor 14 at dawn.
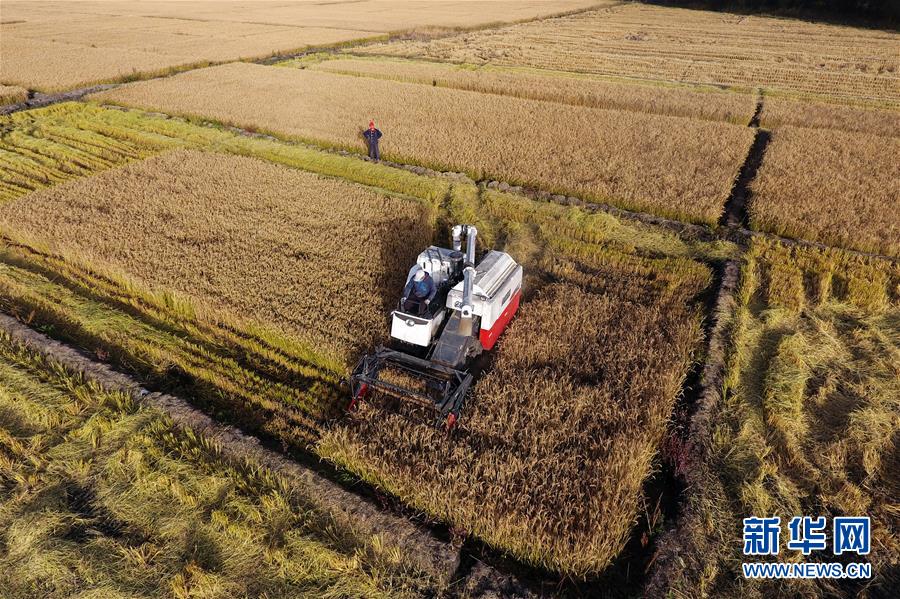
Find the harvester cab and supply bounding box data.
[349,225,522,428]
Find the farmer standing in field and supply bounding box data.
[363,120,382,160]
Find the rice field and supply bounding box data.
[760,96,900,136]
[0,100,732,578]
[293,55,757,124]
[0,149,434,362]
[0,0,602,92]
[664,238,900,596]
[749,126,900,257]
[321,253,708,575]
[1,1,898,593]
[360,3,900,106]
[0,85,28,106]
[0,331,421,598]
[93,62,754,224]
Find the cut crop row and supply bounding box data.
[361,3,900,106]
[661,238,899,596]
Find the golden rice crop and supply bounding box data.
[94,63,754,224]
[2,0,603,34]
[749,125,900,257]
[0,0,602,92]
[0,84,27,105]
[362,3,900,106]
[303,56,756,123]
[0,149,433,361]
[759,95,900,136]
[0,102,451,206]
[0,18,382,93]
[0,332,418,598]
[320,257,707,576]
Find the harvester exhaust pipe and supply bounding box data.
[459,225,477,337]
[452,225,463,252]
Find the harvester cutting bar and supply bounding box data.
[350,346,473,423]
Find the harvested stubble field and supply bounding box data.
[749,126,900,257]
[294,56,756,124]
[0,331,420,598]
[0,0,602,93]
[94,62,755,224]
[0,149,433,364]
[759,96,900,136]
[361,3,900,106]
[664,239,900,596]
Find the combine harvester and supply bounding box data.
[350,225,522,428]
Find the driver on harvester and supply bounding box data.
[402,268,437,315]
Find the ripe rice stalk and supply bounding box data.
[0,84,28,106]
[0,149,435,362]
[93,63,754,224]
[749,125,900,257]
[760,95,900,136]
[0,331,422,598]
[360,3,900,107]
[299,56,756,124]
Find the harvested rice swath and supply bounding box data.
[361,3,900,106]
[95,63,754,224]
[0,332,417,598]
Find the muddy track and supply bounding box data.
[0,85,120,116]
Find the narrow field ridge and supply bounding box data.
[645,259,741,595]
[0,311,461,584]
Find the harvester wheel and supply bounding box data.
[445,412,458,431]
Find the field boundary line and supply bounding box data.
[719,91,770,229]
[644,258,742,595]
[0,310,462,585]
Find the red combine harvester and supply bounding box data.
[349,225,522,427]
